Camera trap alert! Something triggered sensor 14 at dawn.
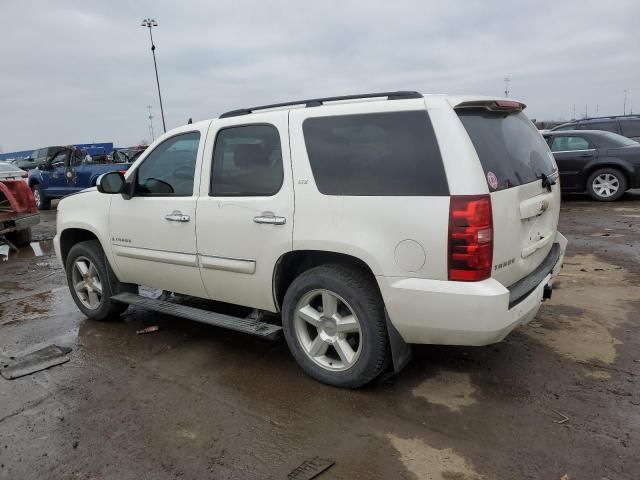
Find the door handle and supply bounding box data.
[580,153,594,157]
[253,214,286,225]
[165,210,190,222]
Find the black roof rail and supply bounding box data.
[219,91,423,118]
[580,114,640,121]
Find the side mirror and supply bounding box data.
[97,171,125,194]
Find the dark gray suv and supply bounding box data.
[551,115,640,141]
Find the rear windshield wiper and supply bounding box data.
[537,172,556,192]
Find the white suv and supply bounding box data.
[54,91,567,388]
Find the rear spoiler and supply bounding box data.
[454,99,526,112]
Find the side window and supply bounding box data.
[578,121,620,134]
[620,120,640,138]
[50,150,69,168]
[550,136,590,152]
[135,132,200,196]
[210,124,283,196]
[303,111,448,196]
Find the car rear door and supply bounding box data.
[456,106,561,288]
[548,134,597,190]
[195,111,294,312]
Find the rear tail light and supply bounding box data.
[448,195,493,281]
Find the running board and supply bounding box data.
[111,292,282,340]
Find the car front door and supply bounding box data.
[196,112,294,312]
[43,150,70,197]
[549,134,597,191]
[109,126,209,297]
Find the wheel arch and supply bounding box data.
[59,228,103,267]
[272,249,380,312]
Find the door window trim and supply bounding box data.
[131,130,201,198]
[550,148,596,154]
[208,122,284,198]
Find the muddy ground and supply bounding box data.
[0,194,638,480]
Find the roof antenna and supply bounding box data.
[187,117,192,124]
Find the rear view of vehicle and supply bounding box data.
[375,96,567,351]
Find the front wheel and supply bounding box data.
[32,184,51,210]
[282,264,389,388]
[586,168,627,201]
[65,240,137,321]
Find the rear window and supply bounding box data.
[457,110,557,191]
[578,121,620,134]
[620,119,640,138]
[302,111,448,196]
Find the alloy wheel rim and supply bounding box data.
[293,289,362,372]
[71,256,103,310]
[593,173,619,198]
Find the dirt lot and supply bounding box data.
[1,194,639,480]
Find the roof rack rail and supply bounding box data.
[219,91,423,118]
[579,114,640,121]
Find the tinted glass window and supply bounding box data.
[458,110,556,191]
[590,131,638,148]
[135,132,200,196]
[578,121,620,134]
[620,119,640,138]
[50,150,69,168]
[551,124,575,131]
[550,136,590,152]
[211,125,283,196]
[302,111,448,196]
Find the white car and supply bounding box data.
[54,91,567,388]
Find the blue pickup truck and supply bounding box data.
[28,146,131,210]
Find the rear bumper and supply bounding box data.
[378,232,567,346]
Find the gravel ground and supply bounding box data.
[0,193,638,480]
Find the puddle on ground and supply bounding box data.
[386,434,483,480]
[412,371,477,411]
[0,239,53,262]
[523,254,639,368]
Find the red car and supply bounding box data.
[0,163,39,247]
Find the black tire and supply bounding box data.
[5,228,32,247]
[282,264,389,388]
[32,184,51,210]
[586,168,627,202]
[65,239,137,321]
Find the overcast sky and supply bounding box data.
[0,0,638,152]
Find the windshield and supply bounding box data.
[457,110,557,191]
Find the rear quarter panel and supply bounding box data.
[289,98,455,280]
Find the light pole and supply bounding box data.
[146,105,155,141]
[141,18,166,133]
[623,89,628,115]
[504,77,510,98]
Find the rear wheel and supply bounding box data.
[5,228,32,247]
[587,168,627,201]
[282,264,389,388]
[65,240,137,320]
[32,184,51,210]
